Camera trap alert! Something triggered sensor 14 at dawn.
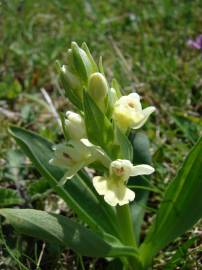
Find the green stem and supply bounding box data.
[139,242,155,269]
[116,204,136,247]
[116,205,144,270]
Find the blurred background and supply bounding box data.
[0,0,201,269]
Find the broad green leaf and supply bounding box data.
[129,132,152,244]
[83,91,114,157]
[0,209,136,258]
[8,126,118,237]
[116,126,133,161]
[0,188,23,207]
[139,137,202,268]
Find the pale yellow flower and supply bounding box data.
[49,140,93,183]
[88,72,108,102]
[93,159,154,206]
[113,93,155,132]
[49,139,111,185]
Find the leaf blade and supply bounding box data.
[129,132,152,243]
[83,91,114,157]
[140,137,202,267]
[116,126,133,161]
[0,208,136,258]
[8,126,118,236]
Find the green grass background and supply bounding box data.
[0,0,201,269]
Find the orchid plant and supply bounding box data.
[1,42,201,270]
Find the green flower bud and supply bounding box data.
[105,87,118,117]
[109,87,118,106]
[66,49,77,73]
[88,72,108,111]
[60,65,82,95]
[71,42,94,83]
[81,42,98,72]
[111,78,122,97]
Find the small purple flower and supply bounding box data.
[187,34,202,50]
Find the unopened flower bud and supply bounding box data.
[65,111,86,140]
[60,66,83,102]
[60,65,81,91]
[71,42,95,83]
[88,72,108,111]
[66,49,76,73]
[81,42,98,71]
[109,87,118,106]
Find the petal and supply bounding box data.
[187,39,201,49]
[93,176,119,206]
[103,190,118,206]
[80,138,93,147]
[92,176,108,195]
[110,159,133,180]
[132,106,155,129]
[196,34,202,44]
[49,154,70,168]
[128,92,140,101]
[131,164,155,177]
[81,139,111,168]
[104,184,135,206]
[93,176,136,206]
[118,187,135,206]
[67,140,91,162]
[143,106,156,116]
